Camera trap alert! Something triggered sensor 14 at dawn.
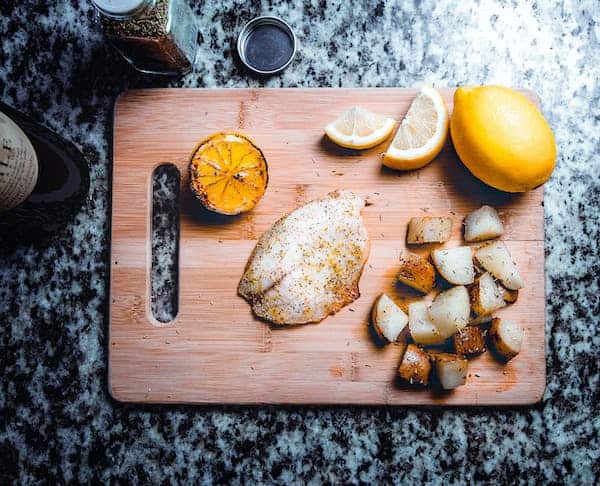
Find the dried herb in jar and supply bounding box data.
[93,0,197,75]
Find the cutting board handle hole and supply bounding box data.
[151,164,180,324]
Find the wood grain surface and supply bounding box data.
[109,88,545,405]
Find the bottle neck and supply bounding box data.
[92,0,157,21]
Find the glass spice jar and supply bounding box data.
[92,0,197,75]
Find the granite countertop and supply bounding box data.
[1,0,599,483]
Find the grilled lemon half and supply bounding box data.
[190,132,268,215]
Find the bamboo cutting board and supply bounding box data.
[109,88,545,405]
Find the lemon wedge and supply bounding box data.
[383,86,448,170]
[325,107,396,150]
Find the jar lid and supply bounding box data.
[237,17,297,75]
[91,0,151,18]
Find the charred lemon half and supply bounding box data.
[189,132,268,215]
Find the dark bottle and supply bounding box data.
[0,101,90,243]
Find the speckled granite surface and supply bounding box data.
[1,0,599,483]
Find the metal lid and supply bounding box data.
[91,0,153,19]
[237,16,297,75]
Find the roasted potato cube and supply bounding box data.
[397,252,436,293]
[427,286,470,339]
[433,353,468,390]
[468,314,493,326]
[408,301,445,346]
[474,241,524,290]
[464,205,504,242]
[469,272,506,316]
[398,344,431,386]
[500,285,519,303]
[431,246,475,285]
[407,217,453,244]
[489,318,523,361]
[454,327,487,356]
[371,294,408,343]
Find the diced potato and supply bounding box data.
[398,344,431,386]
[433,353,468,390]
[408,301,446,346]
[500,285,519,304]
[469,272,506,316]
[407,217,453,244]
[454,327,486,356]
[431,246,475,285]
[474,241,524,290]
[371,294,408,343]
[464,205,504,242]
[489,318,523,361]
[396,252,436,293]
[468,314,493,326]
[427,286,470,338]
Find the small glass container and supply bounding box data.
[92,0,197,75]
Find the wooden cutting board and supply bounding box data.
[109,88,545,405]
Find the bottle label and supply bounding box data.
[0,111,39,212]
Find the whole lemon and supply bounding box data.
[450,86,556,192]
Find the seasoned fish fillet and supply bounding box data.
[238,190,370,325]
